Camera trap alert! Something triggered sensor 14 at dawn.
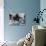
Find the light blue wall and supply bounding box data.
[40,0,46,27]
[4,0,40,42]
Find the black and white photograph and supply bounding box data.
[9,13,26,25]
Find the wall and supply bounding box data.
[4,0,40,42]
[40,0,46,26]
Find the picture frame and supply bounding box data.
[9,12,26,26]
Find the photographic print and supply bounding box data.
[9,13,26,25]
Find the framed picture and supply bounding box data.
[9,13,26,25]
